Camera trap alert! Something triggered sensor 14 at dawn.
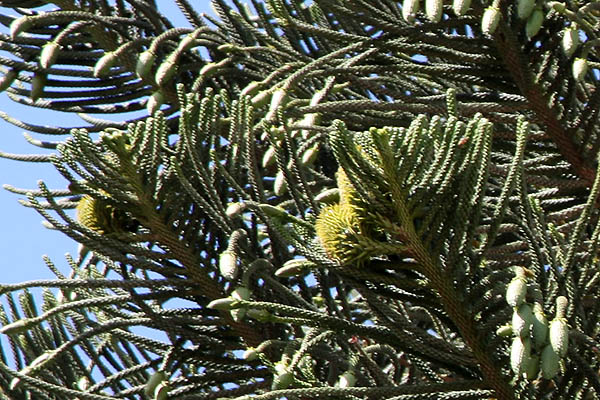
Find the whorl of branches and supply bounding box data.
[0,1,598,399]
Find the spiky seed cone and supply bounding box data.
[336,168,360,206]
[76,195,135,235]
[315,203,361,264]
[77,195,106,233]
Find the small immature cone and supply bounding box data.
[525,8,544,38]
[510,336,531,375]
[512,303,534,338]
[0,69,17,92]
[549,296,569,357]
[338,371,357,387]
[562,25,579,57]
[30,73,46,101]
[94,52,117,77]
[136,50,156,79]
[541,344,560,379]
[573,57,588,81]
[155,54,178,86]
[10,16,31,39]
[147,90,165,115]
[262,145,276,168]
[506,276,527,307]
[154,382,169,400]
[531,303,549,349]
[425,0,443,22]
[517,0,535,19]
[274,170,287,196]
[144,371,167,396]
[219,250,239,280]
[525,354,539,380]
[40,42,60,68]
[452,0,471,16]
[402,0,421,23]
[481,5,500,35]
[496,324,513,337]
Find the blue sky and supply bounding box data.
[0,3,198,284]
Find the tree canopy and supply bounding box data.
[0,0,597,399]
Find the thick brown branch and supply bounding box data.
[493,24,596,187]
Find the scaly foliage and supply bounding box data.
[0,1,598,399]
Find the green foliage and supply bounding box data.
[0,0,598,399]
